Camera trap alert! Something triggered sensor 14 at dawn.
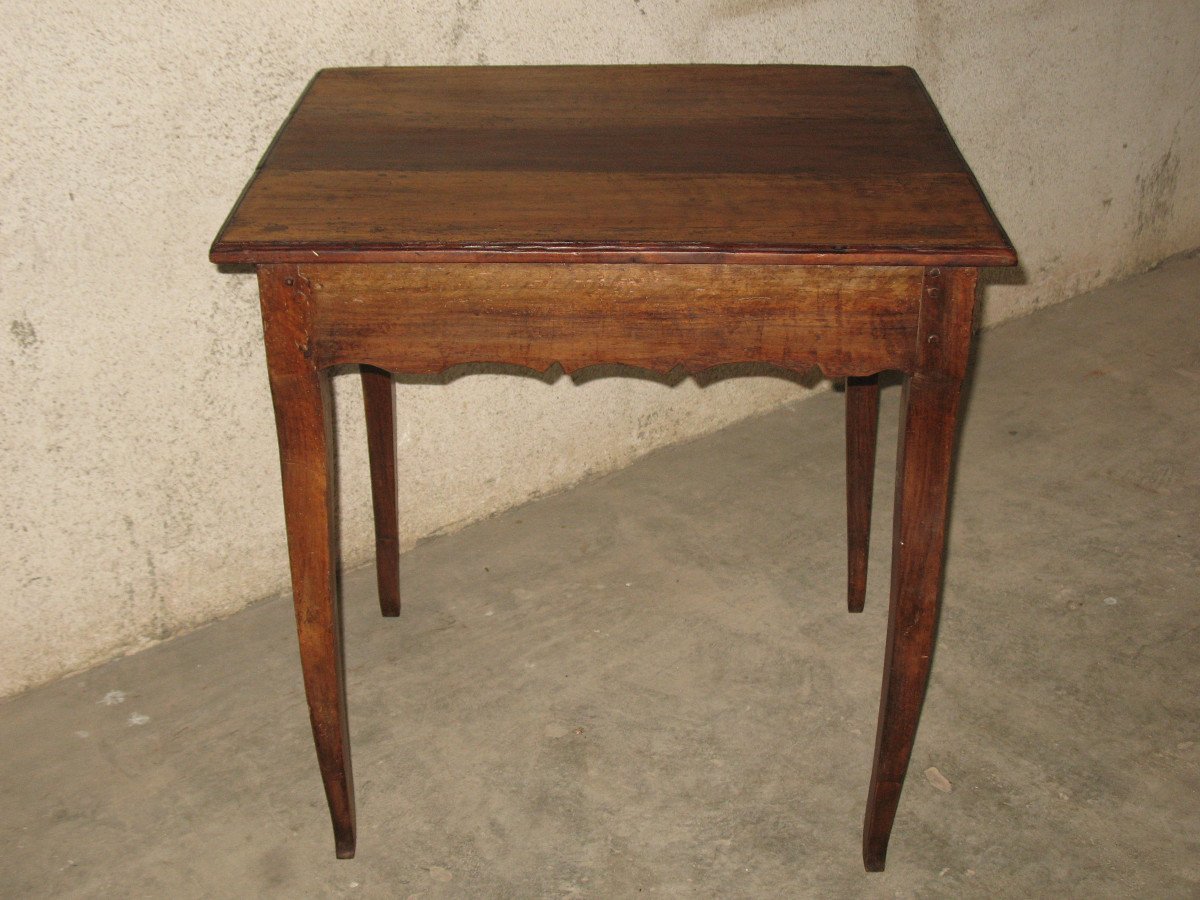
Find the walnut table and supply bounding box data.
[210,65,1016,870]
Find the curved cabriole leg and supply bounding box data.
[845,374,880,612]
[862,265,976,871]
[259,265,356,859]
[362,366,401,617]
[862,372,963,871]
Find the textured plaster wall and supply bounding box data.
[2,1,1197,698]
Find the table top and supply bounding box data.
[210,65,1016,267]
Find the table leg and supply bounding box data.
[845,374,880,613]
[862,371,963,871]
[362,366,401,617]
[259,266,356,859]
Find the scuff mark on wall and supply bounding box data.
[122,514,169,641]
[708,0,806,18]
[1135,146,1180,237]
[448,0,483,50]
[913,0,947,89]
[10,316,39,350]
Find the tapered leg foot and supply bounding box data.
[846,374,880,613]
[362,365,400,617]
[862,372,963,871]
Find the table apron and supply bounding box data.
[297,263,924,377]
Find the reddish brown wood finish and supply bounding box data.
[209,66,1015,268]
[362,366,400,617]
[257,264,356,858]
[845,375,880,613]
[217,65,1016,869]
[303,263,922,377]
[862,267,978,870]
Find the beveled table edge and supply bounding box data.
[210,244,1018,267]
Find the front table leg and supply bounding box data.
[862,373,962,869]
[258,265,356,858]
[862,266,976,870]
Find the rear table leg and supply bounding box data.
[846,374,880,613]
[362,366,400,617]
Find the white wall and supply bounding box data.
[2,0,1197,697]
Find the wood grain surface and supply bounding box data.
[211,66,1016,267]
[230,65,1016,871]
[861,266,978,871]
[299,263,923,377]
[845,374,881,613]
[257,265,356,858]
[361,366,400,618]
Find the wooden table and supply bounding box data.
[210,65,1016,870]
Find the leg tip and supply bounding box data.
[334,821,356,859]
[380,594,401,617]
[848,577,867,613]
[864,830,892,868]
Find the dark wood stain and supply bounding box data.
[210,66,1016,267]
[846,374,880,613]
[362,366,400,618]
[257,264,356,859]
[216,66,1018,871]
[862,267,978,870]
[302,263,922,377]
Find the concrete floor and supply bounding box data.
[2,254,1198,898]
